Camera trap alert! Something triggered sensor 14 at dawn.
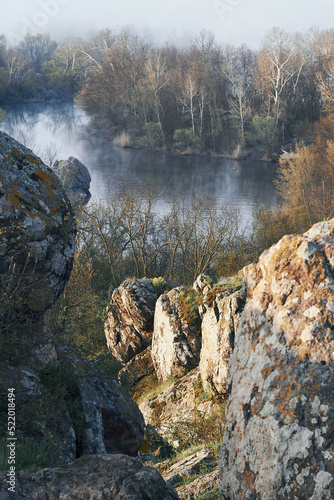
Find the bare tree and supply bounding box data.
[221,44,254,145]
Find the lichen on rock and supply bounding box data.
[105,278,158,363]
[220,219,334,499]
[199,284,246,395]
[0,131,76,321]
[52,156,91,204]
[151,287,202,382]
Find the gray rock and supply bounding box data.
[0,454,180,499]
[0,131,76,321]
[105,278,158,363]
[192,274,213,293]
[220,220,334,499]
[151,288,201,382]
[52,156,91,204]
[177,468,219,500]
[163,449,217,486]
[199,285,246,394]
[58,348,145,457]
[118,347,154,387]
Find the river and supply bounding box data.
[0,102,279,230]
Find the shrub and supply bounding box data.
[173,128,202,150]
[178,289,203,333]
[151,277,168,297]
[137,122,164,149]
[114,131,132,147]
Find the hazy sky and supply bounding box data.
[2,0,334,48]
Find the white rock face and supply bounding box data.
[199,286,246,394]
[151,288,201,382]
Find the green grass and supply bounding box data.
[197,486,220,500]
[131,373,176,404]
[205,276,244,307]
[178,289,203,333]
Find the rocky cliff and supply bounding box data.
[152,287,202,381]
[220,220,334,499]
[0,131,76,321]
[105,278,158,363]
[0,134,179,499]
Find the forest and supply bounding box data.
[2,24,334,358]
[1,26,334,155]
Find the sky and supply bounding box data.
[2,0,334,48]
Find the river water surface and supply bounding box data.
[0,102,279,229]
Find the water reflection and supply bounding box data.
[0,102,279,228]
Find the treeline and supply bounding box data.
[1,27,334,154]
[76,26,325,155]
[0,31,104,102]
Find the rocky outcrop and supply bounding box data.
[0,132,76,320]
[57,349,145,457]
[105,278,158,363]
[52,156,91,204]
[192,274,213,293]
[199,285,246,394]
[118,347,154,387]
[177,468,219,500]
[139,369,201,437]
[0,454,180,499]
[220,220,334,499]
[0,350,146,465]
[163,449,217,487]
[137,368,224,443]
[151,288,201,381]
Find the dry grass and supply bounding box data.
[114,131,132,147]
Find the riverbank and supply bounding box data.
[112,141,286,163]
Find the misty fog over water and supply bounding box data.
[0,102,279,230]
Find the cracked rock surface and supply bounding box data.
[220,220,334,499]
[0,454,180,499]
[105,278,158,363]
[0,131,76,319]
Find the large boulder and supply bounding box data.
[0,454,180,499]
[105,278,158,363]
[57,349,145,457]
[220,220,334,499]
[52,156,91,204]
[151,288,201,382]
[0,132,76,320]
[199,285,246,395]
